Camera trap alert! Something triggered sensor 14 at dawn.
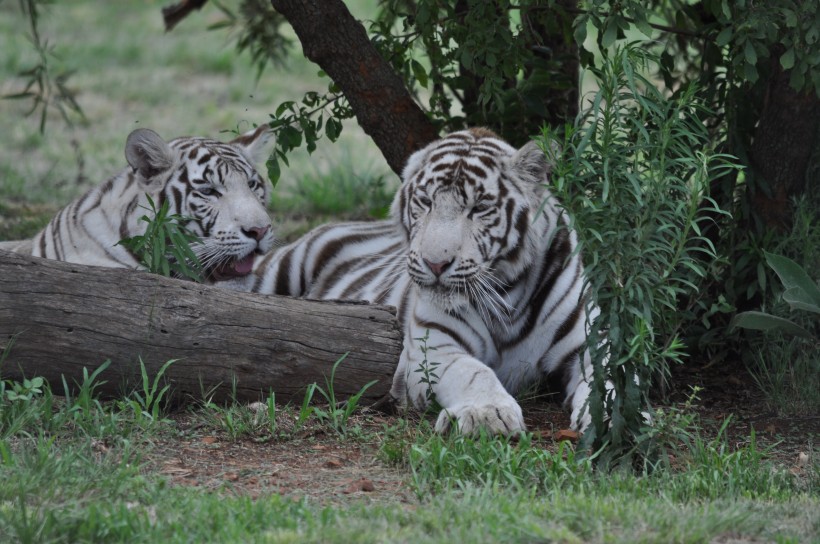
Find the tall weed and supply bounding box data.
[542,44,739,464]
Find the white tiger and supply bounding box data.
[0,126,276,281]
[225,128,597,434]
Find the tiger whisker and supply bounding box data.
[473,274,513,326]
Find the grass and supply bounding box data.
[1,343,817,542]
[2,454,812,544]
[749,335,820,417]
[0,377,817,542]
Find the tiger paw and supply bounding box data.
[434,401,525,436]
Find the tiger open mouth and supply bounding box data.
[209,253,256,281]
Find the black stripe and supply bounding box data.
[553,347,583,389]
[338,241,403,299]
[274,248,295,296]
[550,301,583,349]
[416,319,472,353]
[501,228,572,350]
[499,206,528,264]
[310,232,374,284]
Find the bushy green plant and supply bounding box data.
[542,44,739,464]
[117,195,204,281]
[194,380,280,440]
[2,352,128,440]
[413,329,441,405]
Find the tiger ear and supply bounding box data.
[230,125,274,164]
[510,140,560,187]
[125,129,175,187]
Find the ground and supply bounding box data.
[141,360,817,504]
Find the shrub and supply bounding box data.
[542,44,739,465]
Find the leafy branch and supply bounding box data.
[265,87,350,186]
[4,0,85,132]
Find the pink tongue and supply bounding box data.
[233,253,255,275]
[212,254,255,280]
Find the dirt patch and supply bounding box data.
[669,360,818,472]
[147,411,416,506]
[143,364,816,504]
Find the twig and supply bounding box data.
[162,0,210,32]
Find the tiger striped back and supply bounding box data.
[0,126,276,281]
[226,128,595,434]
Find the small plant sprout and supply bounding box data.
[123,358,176,426]
[311,353,377,436]
[413,329,440,405]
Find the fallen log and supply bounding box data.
[0,250,402,405]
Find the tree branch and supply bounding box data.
[269,0,439,175]
[162,0,210,31]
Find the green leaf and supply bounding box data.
[780,48,795,70]
[744,41,757,65]
[411,59,428,88]
[601,21,618,48]
[783,8,797,28]
[280,126,302,149]
[266,155,281,187]
[574,21,588,48]
[789,67,805,90]
[715,27,733,47]
[744,61,758,83]
[729,311,814,338]
[275,101,295,116]
[764,251,820,312]
[635,19,653,39]
[325,117,342,142]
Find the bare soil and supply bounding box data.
[143,361,817,505]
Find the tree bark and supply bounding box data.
[521,0,579,127]
[269,0,439,175]
[0,250,401,405]
[749,51,820,229]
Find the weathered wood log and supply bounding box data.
[0,250,402,405]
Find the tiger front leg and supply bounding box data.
[390,338,526,436]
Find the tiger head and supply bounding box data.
[124,126,275,281]
[394,128,554,311]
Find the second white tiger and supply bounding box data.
[0,126,276,280]
[227,128,595,434]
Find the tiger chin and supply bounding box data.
[0,125,276,282]
[230,128,607,436]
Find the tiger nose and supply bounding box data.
[423,258,454,277]
[242,225,269,241]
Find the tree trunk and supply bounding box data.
[0,250,401,405]
[270,0,439,176]
[521,0,579,127]
[749,50,820,229]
